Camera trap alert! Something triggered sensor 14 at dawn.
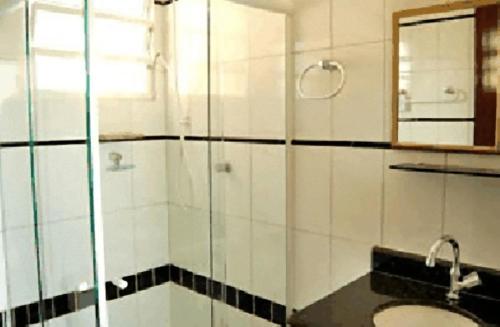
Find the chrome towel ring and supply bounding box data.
[297,60,346,100]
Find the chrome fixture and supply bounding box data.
[426,235,481,301]
[112,278,128,290]
[398,86,464,105]
[215,162,232,173]
[297,60,346,100]
[107,152,135,172]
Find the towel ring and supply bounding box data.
[297,60,346,100]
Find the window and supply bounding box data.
[31,0,153,97]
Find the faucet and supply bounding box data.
[426,235,481,301]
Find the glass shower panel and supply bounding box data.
[0,0,101,325]
[95,0,172,326]
[164,0,213,326]
[210,0,289,326]
[0,1,42,325]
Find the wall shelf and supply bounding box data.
[389,163,500,178]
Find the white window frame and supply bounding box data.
[30,0,157,99]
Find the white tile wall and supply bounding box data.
[134,205,169,272]
[34,94,86,141]
[103,210,136,278]
[330,237,372,292]
[289,0,500,311]
[293,146,331,235]
[331,148,383,244]
[0,148,33,229]
[36,145,90,223]
[213,301,279,327]
[0,235,8,312]
[332,0,384,47]
[169,284,211,327]
[215,142,252,219]
[168,205,210,276]
[251,144,286,226]
[166,140,209,210]
[213,301,252,327]
[215,60,251,138]
[39,307,95,327]
[331,42,385,141]
[251,221,286,304]
[3,227,39,307]
[249,56,286,139]
[108,295,140,327]
[0,7,34,143]
[100,142,134,214]
[210,141,287,304]
[292,146,384,308]
[42,218,94,297]
[293,0,332,52]
[292,230,330,309]
[137,284,170,327]
[383,150,445,254]
[132,141,168,207]
[443,155,500,269]
[225,215,252,291]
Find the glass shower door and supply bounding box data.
[93,0,172,325]
[0,1,43,325]
[209,0,289,326]
[0,0,104,325]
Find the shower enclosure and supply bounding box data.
[0,0,289,326]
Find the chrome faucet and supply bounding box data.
[426,235,481,301]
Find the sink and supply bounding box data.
[373,304,480,327]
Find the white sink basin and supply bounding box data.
[373,304,479,327]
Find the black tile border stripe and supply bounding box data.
[0,135,288,148]
[0,140,87,148]
[1,136,389,151]
[99,135,181,143]
[399,13,475,27]
[154,0,178,5]
[0,136,181,148]
[184,136,286,145]
[399,118,475,123]
[291,140,392,149]
[11,264,286,326]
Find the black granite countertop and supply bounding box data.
[289,247,500,327]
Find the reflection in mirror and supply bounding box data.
[394,2,499,152]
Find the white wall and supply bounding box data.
[290,0,500,311]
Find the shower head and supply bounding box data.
[152,52,169,70]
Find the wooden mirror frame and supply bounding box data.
[391,0,500,154]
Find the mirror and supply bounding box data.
[392,0,500,153]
